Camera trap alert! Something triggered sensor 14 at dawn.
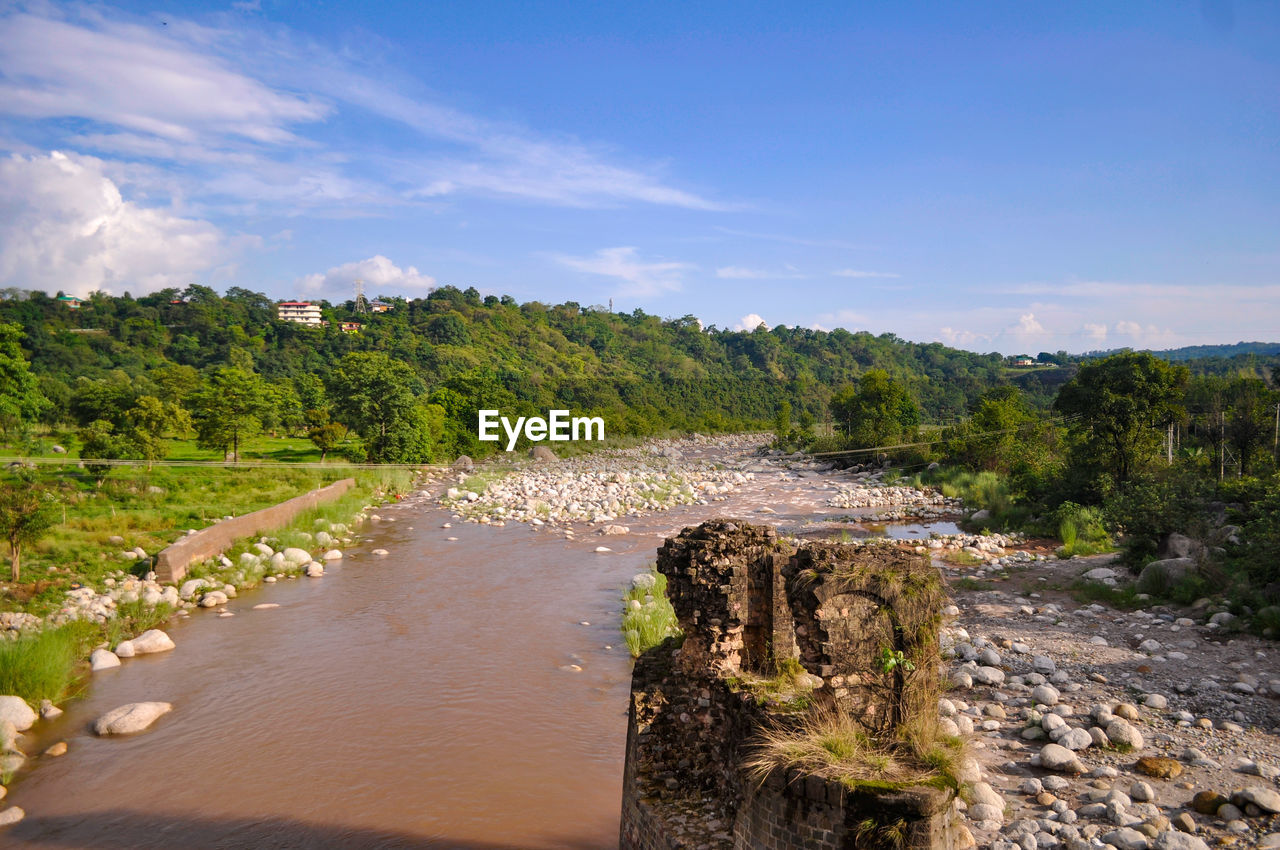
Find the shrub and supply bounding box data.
[621,568,680,656]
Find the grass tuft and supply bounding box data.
[621,568,680,656]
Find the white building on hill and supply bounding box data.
[277,301,323,325]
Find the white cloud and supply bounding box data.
[1083,322,1109,342]
[0,6,725,213]
[811,308,870,333]
[733,313,769,332]
[296,255,436,300]
[939,327,991,348]
[833,269,901,279]
[0,151,227,296]
[550,247,692,297]
[715,266,804,280]
[0,13,327,145]
[1005,312,1047,344]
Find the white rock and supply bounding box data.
[1032,684,1060,706]
[1038,743,1085,773]
[178,578,210,599]
[304,562,324,577]
[252,603,280,610]
[974,666,1005,686]
[0,806,24,827]
[281,547,311,565]
[198,591,227,608]
[372,549,389,556]
[0,697,36,732]
[1106,718,1144,750]
[90,648,121,671]
[1058,727,1093,751]
[114,639,135,658]
[322,549,343,560]
[1153,832,1210,850]
[1129,781,1154,802]
[93,702,172,735]
[130,629,175,654]
[1032,655,1056,675]
[595,546,612,553]
[1103,827,1150,850]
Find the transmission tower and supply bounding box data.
[353,278,369,314]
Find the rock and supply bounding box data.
[1129,781,1154,803]
[1235,786,1280,814]
[1138,638,1163,654]
[1135,757,1182,779]
[529,445,557,462]
[1114,703,1139,720]
[970,781,1004,809]
[198,591,227,608]
[1032,655,1056,675]
[1106,719,1145,750]
[372,549,389,556]
[0,807,24,827]
[971,509,991,523]
[1136,558,1196,595]
[114,639,135,658]
[969,802,1003,823]
[1153,832,1209,850]
[253,603,280,610]
[0,720,18,754]
[304,562,324,577]
[107,534,125,545]
[1141,694,1168,710]
[1172,812,1197,833]
[975,666,1005,686]
[0,696,37,732]
[93,701,172,735]
[1058,728,1093,751]
[43,741,67,757]
[90,648,121,671]
[130,629,175,654]
[178,578,210,599]
[1082,567,1118,581]
[1163,533,1200,559]
[1039,743,1086,773]
[1032,684,1061,706]
[1102,826,1150,850]
[452,455,474,472]
[1191,791,1226,815]
[281,547,312,565]
[594,546,612,554]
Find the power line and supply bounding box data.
[809,414,1083,458]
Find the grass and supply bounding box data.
[621,568,680,656]
[745,708,965,793]
[1069,579,1141,609]
[1054,503,1113,558]
[732,658,817,712]
[0,622,95,706]
[953,577,996,592]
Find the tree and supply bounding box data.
[308,418,348,462]
[829,370,920,448]
[0,322,47,436]
[949,386,1037,473]
[190,367,268,461]
[126,395,190,469]
[78,419,134,485]
[772,401,792,444]
[329,352,434,463]
[1054,351,1189,489]
[0,475,56,581]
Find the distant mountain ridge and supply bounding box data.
[1086,341,1280,362]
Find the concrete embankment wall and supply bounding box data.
[155,478,356,583]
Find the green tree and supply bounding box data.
[0,474,57,581]
[1054,351,1189,489]
[829,370,920,449]
[308,419,348,462]
[772,400,792,445]
[78,419,134,485]
[0,322,47,436]
[126,395,191,469]
[329,352,434,463]
[190,367,268,461]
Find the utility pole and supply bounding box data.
[1167,421,1174,465]
[1219,413,1226,482]
[1273,402,1279,465]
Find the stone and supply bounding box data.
[90,648,121,671]
[1032,655,1056,675]
[1235,786,1280,814]
[1039,743,1085,773]
[1082,568,1117,582]
[975,665,1006,686]
[1136,558,1196,595]
[281,547,312,565]
[1114,703,1139,720]
[0,696,37,732]
[970,803,1003,823]
[1191,791,1226,815]
[252,603,280,610]
[970,781,1004,809]
[1102,826,1150,850]
[198,591,227,608]
[0,807,24,827]
[372,549,389,556]
[178,578,210,599]
[114,639,135,658]
[1032,684,1061,706]
[1134,757,1182,779]
[1172,813,1196,833]
[304,562,324,577]
[322,549,343,560]
[1129,781,1154,803]
[43,741,67,757]
[1153,832,1209,850]
[130,629,175,654]
[1141,694,1168,710]
[1058,728,1093,751]
[93,702,173,735]
[1106,719,1144,750]
[0,720,18,754]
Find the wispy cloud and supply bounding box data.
[832,269,901,279]
[715,265,805,280]
[549,246,692,297]
[0,5,725,214]
[713,226,866,249]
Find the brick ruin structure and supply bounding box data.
[620,519,960,850]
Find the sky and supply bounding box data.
[1,0,1278,355]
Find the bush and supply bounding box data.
[1053,502,1111,557]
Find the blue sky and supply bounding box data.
[1,1,1277,354]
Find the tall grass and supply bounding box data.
[1054,502,1112,557]
[0,623,96,705]
[621,568,680,656]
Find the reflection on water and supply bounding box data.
[883,521,960,540]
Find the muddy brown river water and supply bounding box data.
[4,449,932,849]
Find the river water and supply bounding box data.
[7,502,668,849]
[5,454,950,849]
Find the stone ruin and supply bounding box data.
[620,519,960,850]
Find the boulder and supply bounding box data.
[322,549,343,560]
[451,455,474,472]
[1039,743,1085,773]
[1236,786,1280,815]
[1154,832,1210,850]
[1082,567,1118,582]
[93,702,172,735]
[90,648,121,671]
[178,578,210,599]
[0,719,19,754]
[1058,727,1093,751]
[304,562,324,577]
[529,445,558,462]
[1136,558,1196,595]
[970,509,991,523]
[0,696,37,732]
[114,640,135,658]
[198,591,227,608]
[130,629,175,654]
[1162,532,1202,559]
[1106,718,1144,750]
[281,547,311,565]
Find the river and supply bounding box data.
[4,451,941,849]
